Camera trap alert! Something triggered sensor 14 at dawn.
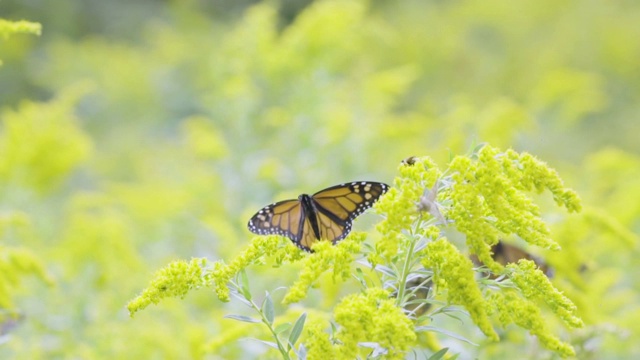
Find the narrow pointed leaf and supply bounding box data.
[239,269,251,301]
[224,314,261,323]
[242,338,279,350]
[427,347,449,360]
[229,288,252,307]
[373,264,397,278]
[414,326,478,346]
[297,343,307,360]
[359,342,388,357]
[274,323,291,334]
[262,291,275,325]
[353,268,367,289]
[288,312,307,350]
[330,321,338,336]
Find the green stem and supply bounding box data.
[396,216,423,308]
[249,298,291,360]
[229,280,291,360]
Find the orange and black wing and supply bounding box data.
[247,199,320,252]
[296,216,318,252]
[311,181,389,244]
[247,199,303,239]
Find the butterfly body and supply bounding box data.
[298,194,322,240]
[248,182,389,252]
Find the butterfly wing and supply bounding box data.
[311,181,389,243]
[247,199,305,240]
[297,216,317,252]
[247,198,320,252]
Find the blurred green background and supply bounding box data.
[1,0,639,358]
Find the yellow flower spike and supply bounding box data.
[421,239,499,341]
[508,260,584,328]
[206,235,292,302]
[373,156,441,260]
[420,225,441,241]
[489,291,576,357]
[477,245,505,274]
[447,145,582,257]
[273,241,307,266]
[371,229,402,264]
[447,168,503,271]
[513,152,582,212]
[283,233,366,304]
[334,288,416,359]
[127,258,206,316]
[305,321,336,360]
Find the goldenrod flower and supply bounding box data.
[333,288,416,359]
[373,157,441,261]
[448,145,582,272]
[127,258,206,316]
[208,235,295,302]
[508,260,583,328]
[304,321,336,360]
[420,238,499,341]
[489,291,576,357]
[283,233,365,304]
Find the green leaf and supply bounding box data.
[224,314,261,323]
[373,264,397,278]
[262,291,275,325]
[288,312,307,350]
[274,322,291,334]
[353,268,367,289]
[297,343,307,360]
[427,347,449,360]
[243,338,279,350]
[229,288,252,307]
[362,242,375,252]
[414,326,478,346]
[359,342,387,357]
[330,321,338,337]
[239,269,251,301]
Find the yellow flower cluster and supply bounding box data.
[513,151,582,213]
[373,156,441,261]
[507,260,583,328]
[333,288,416,359]
[208,235,298,302]
[283,233,365,304]
[420,238,499,341]
[448,146,582,272]
[488,291,576,357]
[304,321,336,360]
[127,258,206,316]
[126,146,584,358]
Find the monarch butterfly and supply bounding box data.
[247,181,389,252]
